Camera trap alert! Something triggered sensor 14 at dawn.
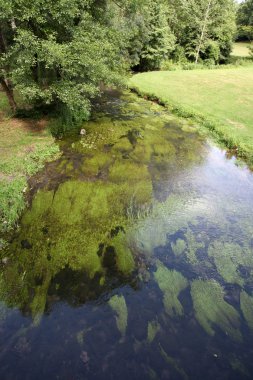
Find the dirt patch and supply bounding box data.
[0,172,15,182]
[0,117,48,134]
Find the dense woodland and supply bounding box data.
[0,0,252,125]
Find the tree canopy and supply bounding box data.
[0,0,238,125]
[237,0,253,41]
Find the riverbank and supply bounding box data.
[0,91,60,240]
[129,66,253,166]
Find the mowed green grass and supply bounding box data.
[232,42,252,57]
[129,66,253,162]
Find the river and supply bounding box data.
[0,90,253,379]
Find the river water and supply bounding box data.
[1,91,253,379]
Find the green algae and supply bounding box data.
[154,261,188,317]
[171,239,186,257]
[159,344,189,380]
[30,271,51,326]
[111,232,135,274]
[109,294,128,336]
[82,152,113,176]
[147,320,160,343]
[108,161,150,184]
[208,241,250,286]
[240,290,253,330]
[76,327,92,346]
[191,280,241,340]
[185,229,204,265]
[147,367,159,380]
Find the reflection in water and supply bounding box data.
[1,91,253,379]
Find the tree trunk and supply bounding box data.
[0,78,17,112]
[195,0,212,64]
[0,26,17,112]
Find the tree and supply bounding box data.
[167,0,236,63]
[108,0,175,71]
[0,0,125,123]
[138,1,175,70]
[237,0,253,41]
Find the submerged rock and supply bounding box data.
[80,129,86,136]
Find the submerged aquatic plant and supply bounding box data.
[171,239,186,257]
[208,241,245,286]
[191,280,241,340]
[185,229,204,265]
[240,290,253,330]
[154,261,188,317]
[159,344,189,380]
[111,232,135,274]
[147,320,160,343]
[109,294,128,336]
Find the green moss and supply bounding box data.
[240,290,253,330]
[171,239,186,256]
[109,294,128,336]
[147,320,160,343]
[208,242,245,286]
[191,280,241,340]
[154,261,188,317]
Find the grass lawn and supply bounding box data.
[232,42,252,57]
[129,66,253,164]
[0,90,60,238]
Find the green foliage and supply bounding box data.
[191,280,241,340]
[154,261,188,317]
[0,140,60,233]
[237,0,253,25]
[168,0,236,63]
[109,294,128,336]
[0,0,126,124]
[137,1,175,70]
[0,178,26,232]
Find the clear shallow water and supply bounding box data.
[1,91,253,379]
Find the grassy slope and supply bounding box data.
[129,66,253,163]
[0,91,60,237]
[232,42,252,57]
